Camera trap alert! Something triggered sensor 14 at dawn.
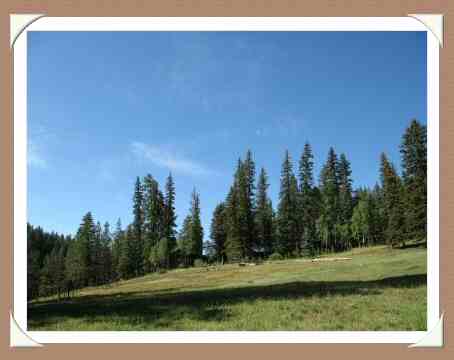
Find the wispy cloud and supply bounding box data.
[131,141,217,176]
[27,141,47,169]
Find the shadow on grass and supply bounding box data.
[28,274,426,330]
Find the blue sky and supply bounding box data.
[27,31,427,237]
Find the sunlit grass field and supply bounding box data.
[28,245,426,331]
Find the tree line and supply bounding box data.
[27,119,426,300]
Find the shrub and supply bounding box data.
[268,252,283,261]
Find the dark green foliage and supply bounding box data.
[255,168,274,257]
[318,147,340,252]
[210,202,228,263]
[149,237,171,270]
[111,219,123,280]
[337,153,353,224]
[119,225,134,279]
[178,215,194,267]
[163,173,177,262]
[224,182,243,262]
[298,143,318,256]
[277,150,300,256]
[380,153,406,247]
[400,119,427,241]
[242,150,257,257]
[143,174,165,272]
[132,177,145,276]
[336,153,354,251]
[190,188,204,260]
[100,222,113,284]
[176,189,204,266]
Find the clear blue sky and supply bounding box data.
[27,31,427,238]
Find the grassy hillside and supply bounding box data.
[28,245,426,331]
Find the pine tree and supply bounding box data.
[27,223,41,299]
[132,177,145,275]
[75,212,96,286]
[190,188,204,261]
[100,222,113,284]
[242,150,257,257]
[118,224,134,279]
[143,174,165,272]
[111,219,123,280]
[277,150,299,256]
[65,212,96,290]
[337,153,353,251]
[163,173,177,265]
[298,143,317,256]
[319,147,340,252]
[351,193,370,248]
[178,215,193,267]
[337,153,353,223]
[400,119,427,242]
[255,168,274,257]
[92,221,103,285]
[210,202,228,263]
[380,153,405,247]
[225,182,242,262]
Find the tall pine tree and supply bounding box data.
[319,148,340,252]
[210,202,228,263]
[164,173,177,264]
[380,153,405,247]
[400,119,427,242]
[277,150,299,256]
[190,188,204,262]
[132,177,145,275]
[255,168,274,257]
[299,143,318,256]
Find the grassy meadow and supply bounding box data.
[28,245,426,331]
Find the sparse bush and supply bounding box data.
[268,252,283,261]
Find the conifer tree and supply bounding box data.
[319,148,340,252]
[337,153,353,251]
[77,212,96,285]
[163,173,177,264]
[178,214,193,267]
[92,221,103,285]
[255,168,274,257]
[132,177,145,275]
[118,224,134,279]
[380,153,405,247]
[111,218,123,280]
[298,143,317,256]
[143,174,165,271]
[100,222,113,283]
[337,153,353,223]
[210,202,228,263]
[277,150,299,256]
[225,182,242,262]
[400,119,427,241]
[190,188,204,261]
[242,150,257,257]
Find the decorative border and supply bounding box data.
[10,15,442,346]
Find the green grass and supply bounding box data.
[28,245,427,331]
